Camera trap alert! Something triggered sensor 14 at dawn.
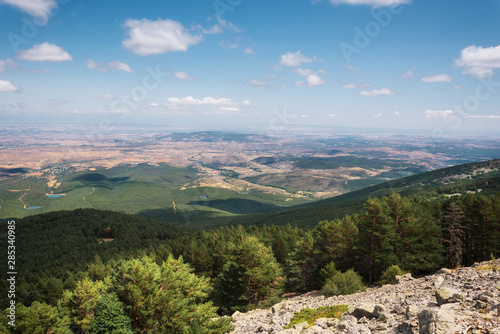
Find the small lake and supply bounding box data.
[26,206,42,210]
[47,194,65,198]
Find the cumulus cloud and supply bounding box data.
[0,0,56,23]
[0,80,20,92]
[279,50,315,68]
[122,18,203,56]
[393,111,401,115]
[165,96,251,112]
[421,73,452,83]
[174,71,190,79]
[108,60,134,73]
[17,42,72,62]
[374,113,383,118]
[245,48,255,54]
[453,84,463,90]
[329,0,410,7]
[455,45,500,78]
[423,109,454,119]
[293,68,326,87]
[85,59,134,73]
[360,88,395,96]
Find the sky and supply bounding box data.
[1,0,500,134]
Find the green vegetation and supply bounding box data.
[0,160,499,333]
[378,265,405,285]
[285,305,348,329]
[322,269,366,297]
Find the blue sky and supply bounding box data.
[1,0,500,134]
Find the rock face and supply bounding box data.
[229,260,500,333]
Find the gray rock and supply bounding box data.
[397,322,413,334]
[418,308,458,334]
[304,325,323,334]
[436,268,452,275]
[435,287,463,305]
[292,322,309,330]
[373,304,387,319]
[405,305,419,319]
[351,303,376,319]
[395,273,413,284]
[433,276,444,288]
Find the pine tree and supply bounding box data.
[89,293,133,334]
[313,215,359,272]
[11,301,71,334]
[442,202,466,268]
[286,233,319,292]
[214,236,283,313]
[114,255,231,333]
[355,198,398,285]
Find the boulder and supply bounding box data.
[395,273,413,284]
[418,308,459,334]
[351,304,376,319]
[435,287,463,305]
[436,268,452,275]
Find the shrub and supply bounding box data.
[378,265,405,285]
[322,269,365,297]
[285,305,348,329]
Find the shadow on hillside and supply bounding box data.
[187,198,281,214]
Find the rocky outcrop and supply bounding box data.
[229,260,500,333]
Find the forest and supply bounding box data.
[1,188,500,333]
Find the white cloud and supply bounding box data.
[342,82,371,89]
[329,0,410,7]
[122,18,203,56]
[0,0,56,23]
[165,96,251,112]
[96,94,116,100]
[245,48,255,54]
[453,84,463,90]
[220,40,239,49]
[455,45,500,78]
[250,79,268,88]
[85,59,107,71]
[421,73,452,83]
[306,74,326,86]
[293,68,326,87]
[360,88,395,96]
[374,113,383,118]
[85,59,134,73]
[149,103,160,107]
[393,111,401,116]
[174,71,190,79]
[108,60,134,73]
[279,50,315,68]
[466,114,500,119]
[17,42,72,62]
[396,70,414,81]
[0,80,20,92]
[423,109,454,119]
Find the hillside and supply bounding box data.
[218,159,500,228]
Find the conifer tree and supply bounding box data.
[114,255,231,333]
[286,233,319,292]
[355,197,398,285]
[214,236,283,313]
[442,202,466,268]
[89,293,133,334]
